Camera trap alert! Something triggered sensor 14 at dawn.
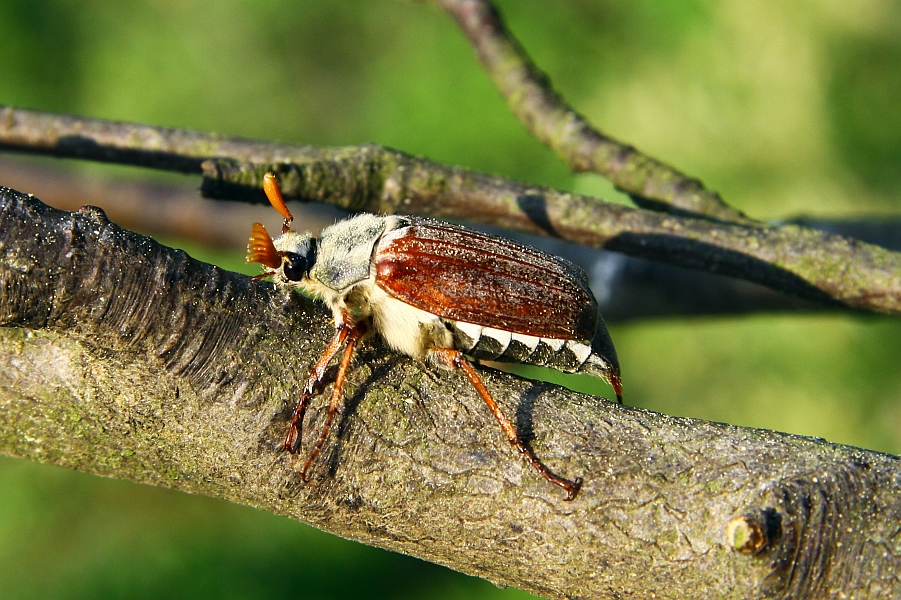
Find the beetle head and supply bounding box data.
[247,224,317,283]
[247,172,318,283]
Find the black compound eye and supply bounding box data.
[282,250,313,281]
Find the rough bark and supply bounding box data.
[2,187,899,599]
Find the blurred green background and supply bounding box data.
[1,1,900,598]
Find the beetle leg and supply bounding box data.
[298,323,366,482]
[284,324,351,454]
[430,348,583,501]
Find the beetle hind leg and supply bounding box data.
[430,348,582,501]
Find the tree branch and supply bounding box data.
[9,156,901,322]
[2,106,901,315]
[2,187,899,598]
[435,0,750,224]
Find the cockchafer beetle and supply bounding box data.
[248,172,622,500]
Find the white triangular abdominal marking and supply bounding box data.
[510,333,540,353]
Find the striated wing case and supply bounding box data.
[374,218,597,341]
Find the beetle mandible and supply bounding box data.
[248,172,622,500]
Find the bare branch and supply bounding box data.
[2,187,900,599]
[9,157,901,322]
[0,155,344,250]
[435,0,750,224]
[2,106,901,314]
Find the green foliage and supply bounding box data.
[828,34,901,192]
[1,1,899,598]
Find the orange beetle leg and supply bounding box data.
[430,348,583,501]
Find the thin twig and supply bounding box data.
[436,0,751,224]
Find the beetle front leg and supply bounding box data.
[430,348,583,501]
[298,322,366,481]
[284,324,352,454]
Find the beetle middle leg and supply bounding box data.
[430,348,582,501]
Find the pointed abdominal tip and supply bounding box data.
[611,371,624,404]
[247,222,281,268]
